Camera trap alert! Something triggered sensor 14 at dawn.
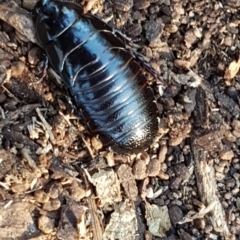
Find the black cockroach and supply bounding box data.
[33,0,159,153]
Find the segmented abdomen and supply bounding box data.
[34,0,159,153]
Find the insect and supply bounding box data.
[33,0,159,153]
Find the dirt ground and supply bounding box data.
[0,0,239,239]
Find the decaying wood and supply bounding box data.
[192,141,231,238]
[0,0,37,44]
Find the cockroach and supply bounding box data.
[33,0,159,153]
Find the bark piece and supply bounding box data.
[192,142,230,237]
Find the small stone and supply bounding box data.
[11,180,30,193]
[147,158,161,177]
[194,218,205,229]
[219,150,234,161]
[218,62,225,72]
[34,190,50,204]
[174,59,191,69]
[172,192,180,199]
[28,46,40,65]
[0,149,16,179]
[43,199,61,211]
[224,131,237,142]
[226,0,240,7]
[204,225,213,234]
[232,187,239,195]
[134,0,150,10]
[225,178,235,188]
[158,145,168,163]
[223,36,233,47]
[68,180,86,201]
[224,192,232,200]
[0,93,6,103]
[170,176,182,189]
[144,20,162,43]
[126,24,142,37]
[232,119,240,135]
[174,163,191,181]
[233,173,240,180]
[179,229,192,240]
[132,159,147,180]
[184,29,198,48]
[233,163,240,169]
[91,137,103,151]
[47,182,63,199]
[144,231,152,240]
[169,205,183,226]
[157,171,169,180]
[232,119,240,132]
[38,215,55,234]
[222,201,229,208]
[11,61,25,77]
[214,164,224,173]
[117,164,138,201]
[113,0,133,11]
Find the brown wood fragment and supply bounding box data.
[88,196,103,240]
[57,200,86,240]
[192,142,230,237]
[194,130,223,153]
[117,164,138,201]
[193,87,209,128]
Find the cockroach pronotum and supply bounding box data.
[33,0,159,153]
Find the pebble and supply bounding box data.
[174,163,191,181]
[233,163,240,170]
[144,19,162,43]
[232,187,239,195]
[219,150,234,161]
[11,181,30,193]
[215,164,224,173]
[158,145,168,163]
[0,93,7,103]
[233,172,240,180]
[194,218,206,229]
[225,178,235,188]
[179,229,192,240]
[157,171,169,180]
[11,61,25,77]
[133,0,150,10]
[132,159,147,180]
[224,192,232,200]
[47,182,63,199]
[112,0,133,11]
[34,190,50,204]
[222,201,229,208]
[68,180,86,201]
[38,215,55,234]
[126,23,142,37]
[28,46,40,65]
[147,158,161,176]
[43,199,61,211]
[168,205,183,226]
[170,176,182,189]
[204,225,213,234]
[223,36,233,46]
